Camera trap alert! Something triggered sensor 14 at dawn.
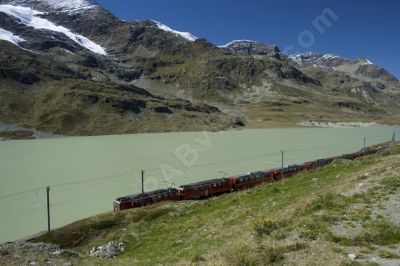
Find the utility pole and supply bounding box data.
[46,186,50,232]
[141,170,144,207]
[393,128,396,145]
[363,137,366,155]
[281,151,284,180]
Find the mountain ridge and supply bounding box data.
[0,0,399,137]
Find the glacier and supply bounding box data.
[152,20,197,42]
[0,27,25,47]
[41,0,98,10]
[0,4,106,55]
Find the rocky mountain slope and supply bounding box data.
[0,0,399,136]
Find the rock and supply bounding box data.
[50,249,79,258]
[221,40,280,56]
[231,117,245,128]
[154,106,174,115]
[348,253,357,260]
[89,241,125,259]
[62,250,80,258]
[51,250,63,256]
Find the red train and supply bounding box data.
[113,144,390,211]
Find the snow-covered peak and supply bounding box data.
[218,39,280,56]
[41,0,97,10]
[359,58,373,65]
[289,52,346,65]
[0,0,99,13]
[152,20,197,42]
[289,52,375,68]
[0,4,106,55]
[219,40,260,48]
[321,54,339,60]
[0,27,25,47]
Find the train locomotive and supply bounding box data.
[113,144,391,211]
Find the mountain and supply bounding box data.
[289,52,400,104]
[0,0,399,137]
[219,40,280,56]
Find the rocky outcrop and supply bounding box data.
[0,241,80,265]
[89,241,125,259]
[220,40,281,56]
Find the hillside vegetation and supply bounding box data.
[2,144,400,265]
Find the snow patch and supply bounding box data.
[0,4,106,55]
[0,27,25,47]
[322,53,339,60]
[288,54,303,63]
[219,40,259,48]
[41,0,98,10]
[152,20,197,42]
[361,58,373,65]
[62,48,75,55]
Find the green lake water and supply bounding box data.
[0,126,396,243]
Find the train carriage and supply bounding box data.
[113,188,179,211]
[179,178,232,200]
[282,164,305,178]
[229,169,279,190]
[340,152,359,160]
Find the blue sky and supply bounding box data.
[97,0,399,78]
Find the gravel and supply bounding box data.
[0,122,62,141]
[297,121,380,128]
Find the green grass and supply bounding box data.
[0,249,9,256]
[222,242,307,266]
[380,175,400,189]
[377,250,400,259]
[356,221,400,245]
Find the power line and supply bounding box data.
[50,171,133,191]
[50,150,283,192]
[0,192,42,205]
[0,133,394,202]
[0,208,42,223]
[0,187,43,201]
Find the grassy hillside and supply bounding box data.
[2,144,400,265]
